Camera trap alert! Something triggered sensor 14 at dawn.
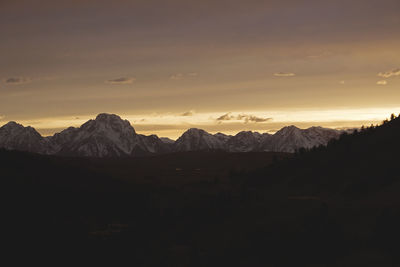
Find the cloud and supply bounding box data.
[378,68,400,78]
[170,72,198,80]
[307,51,333,59]
[377,80,387,85]
[339,80,345,85]
[106,77,135,84]
[216,113,234,121]
[181,110,195,116]
[170,73,185,80]
[273,72,296,77]
[216,113,272,123]
[237,114,273,123]
[4,77,32,85]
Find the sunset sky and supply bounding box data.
[1,0,399,139]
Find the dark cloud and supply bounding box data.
[217,113,272,123]
[106,77,135,85]
[4,77,32,85]
[378,68,400,78]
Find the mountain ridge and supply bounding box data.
[0,113,346,157]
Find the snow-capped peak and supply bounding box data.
[0,121,50,154]
[174,128,225,151]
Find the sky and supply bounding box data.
[0,0,399,139]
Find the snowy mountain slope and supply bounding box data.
[214,132,232,143]
[260,125,341,153]
[160,137,175,144]
[136,134,173,154]
[0,121,51,154]
[51,114,172,157]
[53,113,139,157]
[226,131,270,152]
[174,128,226,151]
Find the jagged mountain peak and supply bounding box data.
[52,113,139,157]
[235,131,263,138]
[275,125,301,134]
[307,126,323,130]
[81,113,135,134]
[0,121,49,153]
[2,121,20,127]
[95,113,125,123]
[261,125,341,153]
[1,121,41,136]
[225,130,266,152]
[184,128,208,134]
[175,128,225,151]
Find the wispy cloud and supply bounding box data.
[217,113,233,121]
[273,72,296,77]
[170,73,185,80]
[307,51,333,59]
[377,80,388,85]
[378,68,400,78]
[4,77,32,85]
[106,77,135,85]
[216,113,272,123]
[170,72,198,80]
[238,114,272,123]
[181,110,195,116]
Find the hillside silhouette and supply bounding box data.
[4,114,400,266]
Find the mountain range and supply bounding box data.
[0,113,346,157]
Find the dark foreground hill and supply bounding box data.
[3,114,400,266]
